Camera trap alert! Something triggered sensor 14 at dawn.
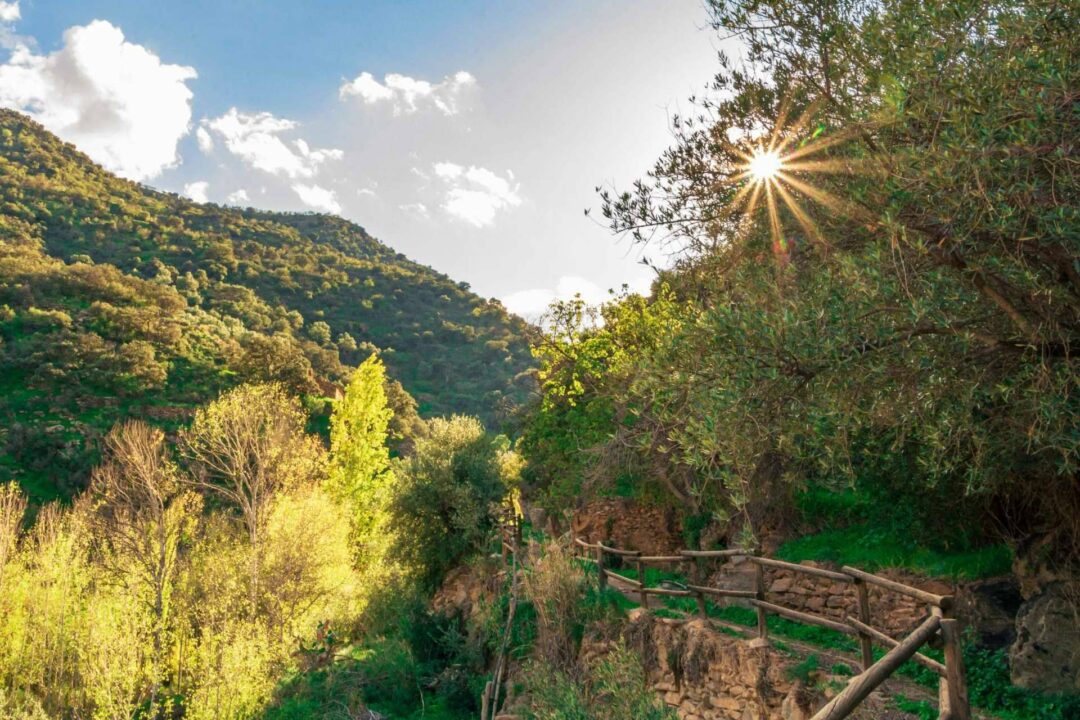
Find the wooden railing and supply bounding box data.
[573,537,970,720]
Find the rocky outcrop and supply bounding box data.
[431,557,503,621]
[580,610,828,720]
[571,499,682,556]
[1009,582,1080,693]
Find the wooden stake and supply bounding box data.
[595,544,606,593]
[691,558,708,619]
[941,618,971,720]
[854,578,874,671]
[754,561,768,641]
[636,559,648,608]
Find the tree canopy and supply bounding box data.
[526,0,1080,563]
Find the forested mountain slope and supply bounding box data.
[0,110,534,499]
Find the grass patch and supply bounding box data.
[776,525,1013,580]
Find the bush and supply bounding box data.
[524,643,677,720]
[392,416,507,587]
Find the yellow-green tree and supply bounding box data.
[181,383,325,606]
[327,354,395,570]
[88,420,202,713]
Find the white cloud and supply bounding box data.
[432,162,522,227]
[399,202,429,218]
[340,70,476,115]
[204,108,342,179]
[501,276,609,319]
[226,188,249,205]
[183,180,209,203]
[292,183,341,214]
[0,2,19,23]
[195,126,214,153]
[0,20,196,181]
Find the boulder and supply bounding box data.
[1009,582,1080,693]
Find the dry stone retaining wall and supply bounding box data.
[582,610,824,720]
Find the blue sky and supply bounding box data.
[1,1,725,317]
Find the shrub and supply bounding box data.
[392,416,506,587]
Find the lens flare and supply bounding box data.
[748,150,782,182]
[731,105,864,264]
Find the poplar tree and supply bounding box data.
[328,354,395,569]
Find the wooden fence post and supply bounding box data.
[854,577,874,671]
[940,617,970,720]
[596,545,606,593]
[637,558,649,608]
[754,561,768,642]
[690,558,708,619]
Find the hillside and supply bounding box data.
[0,110,535,499]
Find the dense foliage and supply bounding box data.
[523,0,1079,566]
[0,374,521,719]
[0,110,534,499]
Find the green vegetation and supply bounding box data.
[523,643,678,720]
[392,415,514,589]
[0,375,523,720]
[2,0,1078,715]
[776,526,1013,581]
[0,109,533,499]
[522,0,1080,579]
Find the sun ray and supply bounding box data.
[772,99,825,155]
[766,100,794,153]
[775,171,868,220]
[773,178,827,250]
[781,126,861,163]
[743,179,764,219]
[782,158,871,175]
[764,179,787,260]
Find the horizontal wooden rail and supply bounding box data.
[679,548,748,558]
[644,587,694,598]
[686,584,756,599]
[604,569,641,587]
[845,615,946,676]
[751,556,854,583]
[638,555,691,563]
[599,543,641,557]
[573,538,599,549]
[841,566,953,610]
[751,599,857,636]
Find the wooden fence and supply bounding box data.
[573,537,970,720]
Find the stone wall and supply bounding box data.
[571,498,683,557]
[705,558,954,638]
[582,610,823,720]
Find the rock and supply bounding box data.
[959,576,1023,648]
[780,689,814,720]
[1009,582,1080,693]
[770,577,793,593]
[571,498,682,555]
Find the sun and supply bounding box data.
[748,150,782,183]
[727,105,864,263]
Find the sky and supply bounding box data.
[0,0,725,318]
